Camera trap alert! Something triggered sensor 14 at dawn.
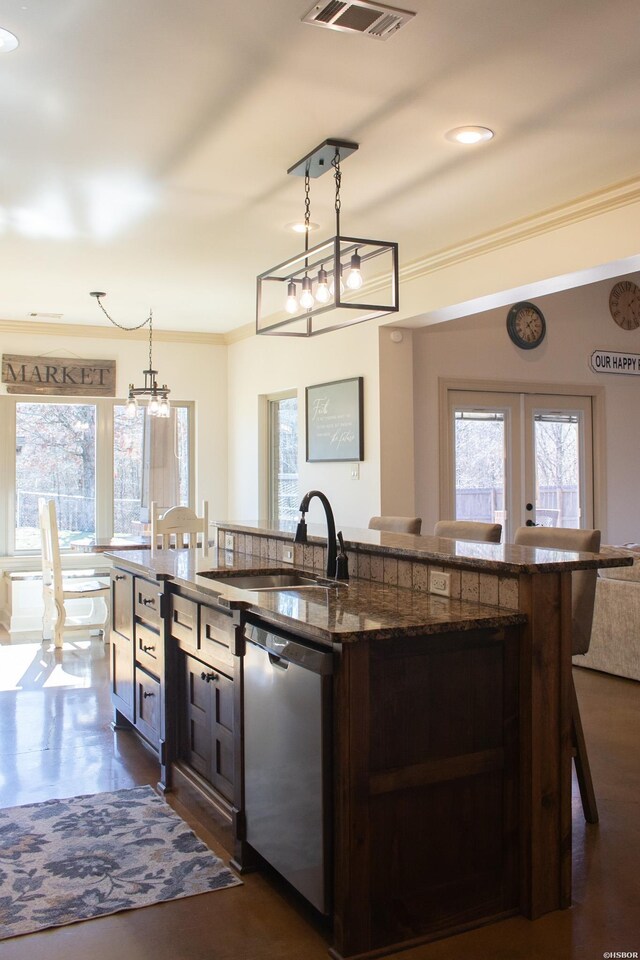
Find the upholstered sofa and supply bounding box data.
[573,546,640,682]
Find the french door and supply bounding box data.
[445,390,594,542]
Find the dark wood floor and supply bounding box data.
[0,636,638,960]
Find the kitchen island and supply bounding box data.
[106,526,630,960]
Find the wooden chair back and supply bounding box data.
[39,499,64,603]
[368,516,422,535]
[151,501,209,554]
[514,526,601,655]
[434,520,502,543]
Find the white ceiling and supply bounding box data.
[1,0,640,332]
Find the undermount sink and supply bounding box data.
[200,569,344,591]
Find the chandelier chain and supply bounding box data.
[304,172,311,228]
[93,295,151,332]
[147,310,154,373]
[332,149,342,213]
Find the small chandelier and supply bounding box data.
[256,138,399,337]
[89,292,171,418]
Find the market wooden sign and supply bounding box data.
[590,349,640,376]
[2,354,116,396]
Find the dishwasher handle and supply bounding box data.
[245,624,333,675]
[268,652,289,669]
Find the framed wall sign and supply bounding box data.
[306,377,364,462]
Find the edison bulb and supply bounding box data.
[346,251,363,290]
[285,280,298,314]
[300,276,314,311]
[315,266,330,303]
[125,395,138,419]
[148,396,160,416]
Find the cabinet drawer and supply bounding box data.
[200,604,236,671]
[135,666,161,746]
[135,577,161,626]
[136,621,161,676]
[171,594,198,648]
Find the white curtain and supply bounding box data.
[139,411,179,522]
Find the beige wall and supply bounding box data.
[227,323,381,530]
[0,326,228,525]
[413,273,640,544]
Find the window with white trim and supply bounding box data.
[3,396,194,554]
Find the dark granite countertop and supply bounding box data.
[106,547,526,645]
[214,520,633,574]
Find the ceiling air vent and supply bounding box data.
[302,0,416,40]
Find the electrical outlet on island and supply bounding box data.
[429,570,451,597]
[224,533,234,551]
[282,546,294,564]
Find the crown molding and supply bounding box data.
[0,319,226,345]
[400,174,640,285]
[223,322,255,345]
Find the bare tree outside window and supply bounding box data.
[16,402,96,550]
[454,413,505,522]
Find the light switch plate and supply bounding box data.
[350,463,360,480]
[429,570,451,597]
[283,546,294,564]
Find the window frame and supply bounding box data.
[1,395,195,555]
[265,390,299,526]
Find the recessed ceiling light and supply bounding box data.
[0,27,19,52]
[445,126,494,145]
[286,220,320,234]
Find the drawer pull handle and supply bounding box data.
[115,574,126,581]
[142,644,155,653]
[141,597,155,606]
[200,671,218,683]
[143,691,155,699]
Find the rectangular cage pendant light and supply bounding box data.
[256,139,399,337]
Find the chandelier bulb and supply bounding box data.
[285,279,298,314]
[315,265,330,304]
[148,395,160,416]
[346,250,363,290]
[125,393,138,419]
[299,274,314,311]
[158,395,171,418]
[329,263,345,297]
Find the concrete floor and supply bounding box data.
[0,636,638,960]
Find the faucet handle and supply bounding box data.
[293,513,308,544]
[335,531,349,581]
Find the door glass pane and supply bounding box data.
[533,413,581,527]
[269,397,299,522]
[454,411,505,524]
[15,402,96,550]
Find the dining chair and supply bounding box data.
[434,520,502,543]
[368,516,422,535]
[151,501,209,554]
[39,499,110,648]
[514,524,601,823]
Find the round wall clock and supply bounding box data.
[506,301,546,350]
[609,280,640,330]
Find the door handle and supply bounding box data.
[268,653,289,669]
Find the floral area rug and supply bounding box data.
[0,785,241,940]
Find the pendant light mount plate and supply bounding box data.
[287,138,359,178]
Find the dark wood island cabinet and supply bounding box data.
[106,530,631,960]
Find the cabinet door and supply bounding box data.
[182,656,214,780]
[111,631,134,721]
[135,666,161,747]
[111,570,133,642]
[181,653,235,802]
[210,671,235,801]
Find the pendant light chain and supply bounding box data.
[93,294,151,331]
[148,309,154,372]
[332,148,342,235]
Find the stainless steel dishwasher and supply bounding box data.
[243,621,333,914]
